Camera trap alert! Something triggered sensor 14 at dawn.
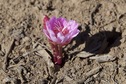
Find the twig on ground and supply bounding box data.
[8,63,27,83]
[32,38,50,51]
[89,54,116,63]
[17,65,27,83]
[76,66,102,84]
[13,36,50,62]
[90,3,101,26]
[36,45,54,76]
[3,39,15,71]
[50,76,57,84]
[37,42,51,52]
[13,48,44,63]
[77,51,94,58]
[2,76,17,84]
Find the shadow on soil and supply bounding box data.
[67,26,122,58]
[62,25,122,66]
[84,29,121,54]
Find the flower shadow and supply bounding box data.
[83,29,122,54]
[65,27,122,60]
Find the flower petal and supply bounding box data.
[57,32,71,45]
[46,21,59,43]
[43,16,80,45]
[68,20,79,30]
[57,32,65,43]
[58,17,67,28]
[43,29,50,39]
[70,29,80,38]
[48,17,57,30]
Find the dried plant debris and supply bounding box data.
[2,38,15,71]
[36,45,55,75]
[0,0,126,83]
[2,76,17,84]
[77,51,116,63]
[76,66,102,84]
[89,54,116,63]
[77,51,94,58]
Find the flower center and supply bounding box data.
[53,20,69,36]
[62,28,69,35]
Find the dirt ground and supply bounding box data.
[0,0,126,84]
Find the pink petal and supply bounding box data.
[57,32,65,43]
[57,17,65,28]
[43,16,80,45]
[43,15,50,29]
[43,29,50,39]
[48,17,57,30]
[57,32,72,45]
[46,21,59,43]
[68,20,79,31]
[70,29,80,38]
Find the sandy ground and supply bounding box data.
[0,0,126,84]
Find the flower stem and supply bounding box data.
[50,42,63,65]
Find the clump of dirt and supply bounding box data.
[0,0,126,84]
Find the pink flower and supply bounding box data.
[43,16,79,46]
[43,15,80,65]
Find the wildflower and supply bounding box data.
[43,15,79,65]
